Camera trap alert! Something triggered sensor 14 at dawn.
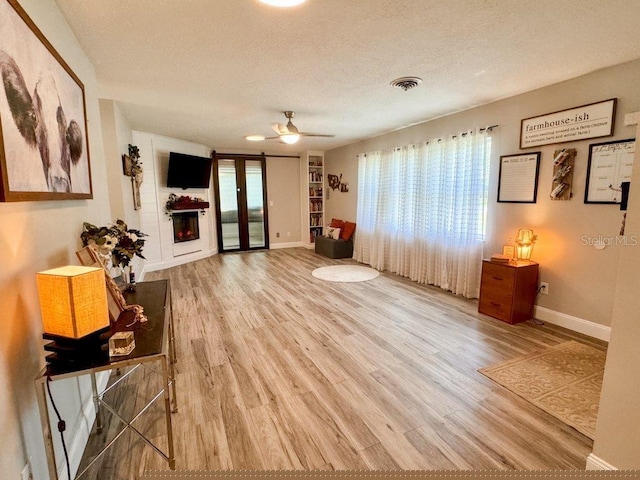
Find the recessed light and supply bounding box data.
[259,0,306,6]
[245,135,265,141]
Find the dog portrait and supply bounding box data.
[0,0,92,201]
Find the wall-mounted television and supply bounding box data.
[166,152,213,189]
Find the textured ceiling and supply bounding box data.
[55,0,640,153]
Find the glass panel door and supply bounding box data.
[217,159,240,250]
[246,160,266,249]
[212,155,269,252]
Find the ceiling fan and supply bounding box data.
[245,111,335,144]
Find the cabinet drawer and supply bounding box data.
[481,262,515,291]
[479,295,512,323]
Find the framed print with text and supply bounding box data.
[497,152,541,203]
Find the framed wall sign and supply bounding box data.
[520,98,616,149]
[0,0,92,202]
[497,152,541,203]
[584,139,635,204]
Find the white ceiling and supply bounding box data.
[55,0,640,153]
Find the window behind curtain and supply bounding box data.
[355,129,491,298]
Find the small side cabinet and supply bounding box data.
[478,260,539,324]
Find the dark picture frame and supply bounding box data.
[520,98,616,149]
[0,0,92,202]
[497,152,541,203]
[584,138,635,204]
[76,246,126,324]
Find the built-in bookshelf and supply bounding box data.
[300,151,324,246]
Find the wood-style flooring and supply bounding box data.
[78,248,606,477]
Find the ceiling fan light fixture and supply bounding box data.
[281,133,300,144]
[245,135,265,141]
[259,0,306,7]
[390,76,423,91]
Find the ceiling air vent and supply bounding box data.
[390,76,423,91]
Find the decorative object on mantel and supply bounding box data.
[515,228,537,260]
[122,144,143,210]
[165,193,210,214]
[550,148,576,200]
[80,220,147,292]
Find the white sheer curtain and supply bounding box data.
[354,129,491,298]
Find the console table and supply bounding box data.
[34,280,177,479]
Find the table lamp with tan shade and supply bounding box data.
[36,265,111,367]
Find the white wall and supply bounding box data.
[99,99,145,278]
[591,120,640,469]
[326,58,640,330]
[133,131,216,272]
[0,1,112,478]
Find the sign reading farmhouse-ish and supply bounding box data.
[520,99,616,149]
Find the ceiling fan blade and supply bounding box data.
[285,120,299,134]
[299,132,335,138]
[272,123,289,135]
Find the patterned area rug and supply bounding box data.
[311,265,380,282]
[479,341,606,439]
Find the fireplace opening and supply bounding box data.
[172,211,200,243]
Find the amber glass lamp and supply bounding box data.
[515,228,536,260]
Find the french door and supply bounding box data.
[212,154,269,252]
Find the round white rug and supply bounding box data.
[311,265,380,283]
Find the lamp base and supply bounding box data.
[43,327,111,368]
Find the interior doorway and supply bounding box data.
[212,153,269,252]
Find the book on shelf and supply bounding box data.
[309,172,322,182]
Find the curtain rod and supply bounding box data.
[433,125,499,143]
[211,151,300,159]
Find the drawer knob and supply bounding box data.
[490,301,502,307]
[492,276,504,281]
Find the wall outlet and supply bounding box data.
[540,282,549,295]
[276,232,280,238]
[21,459,32,480]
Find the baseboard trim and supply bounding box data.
[534,306,611,342]
[586,453,618,470]
[270,241,304,249]
[144,248,217,272]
